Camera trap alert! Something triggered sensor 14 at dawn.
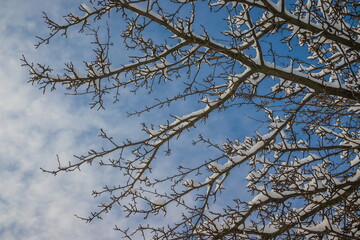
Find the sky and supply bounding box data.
[0,1,259,239]
[0,0,139,239]
[1,1,357,239]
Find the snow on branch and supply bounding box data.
[27,0,360,238]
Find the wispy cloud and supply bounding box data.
[0,1,259,239]
[0,1,129,239]
[0,1,181,238]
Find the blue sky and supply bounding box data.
[4,0,355,238]
[0,0,141,239]
[0,1,261,239]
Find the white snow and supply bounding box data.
[248,193,269,205]
[266,190,283,199]
[302,217,342,233]
[215,179,225,191]
[261,224,278,234]
[348,168,360,182]
[348,104,360,113]
[81,3,93,14]
[130,163,147,170]
[151,198,167,206]
[72,68,87,79]
[272,0,283,12]
[29,67,41,75]
[183,179,201,188]
[208,162,225,173]
[350,156,360,166]
[294,154,320,166]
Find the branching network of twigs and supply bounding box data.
[23,0,360,239]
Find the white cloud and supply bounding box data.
[0,1,181,239]
[0,1,258,239]
[0,1,133,239]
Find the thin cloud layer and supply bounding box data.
[0,1,257,239]
[0,1,126,239]
[0,1,188,239]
